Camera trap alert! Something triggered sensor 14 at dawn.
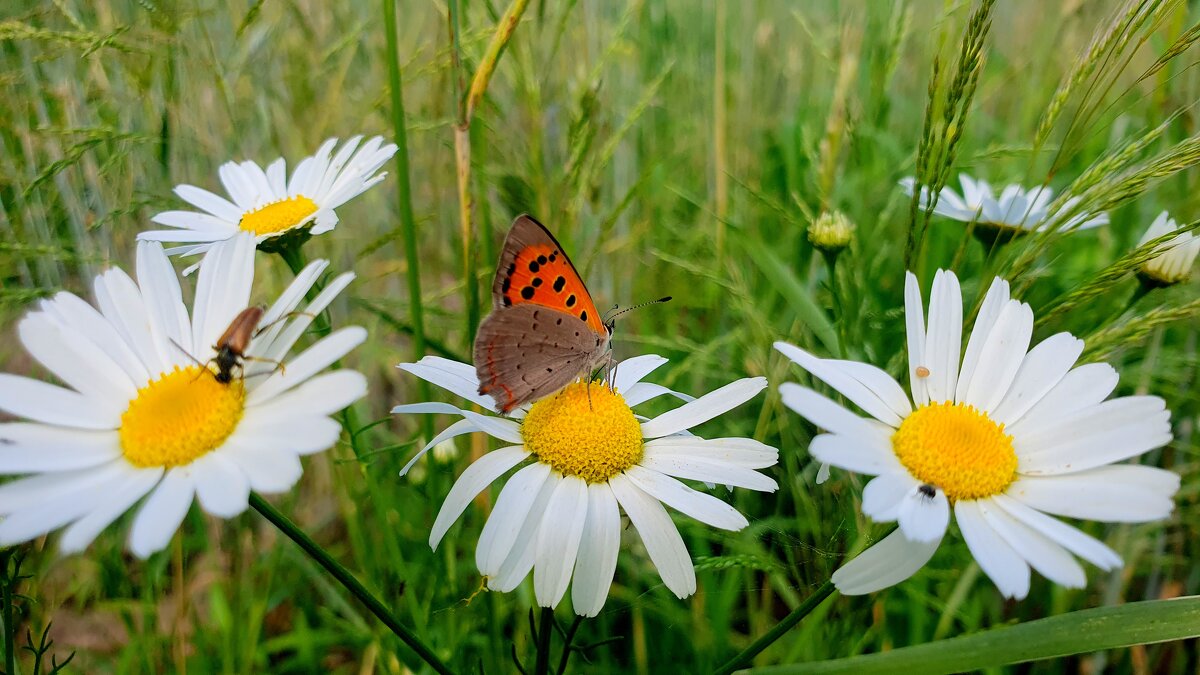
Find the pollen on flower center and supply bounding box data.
[239,195,318,236]
[891,401,1017,501]
[119,365,245,468]
[520,382,643,484]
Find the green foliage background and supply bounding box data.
[0,0,1197,672]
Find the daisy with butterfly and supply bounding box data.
[396,215,779,618]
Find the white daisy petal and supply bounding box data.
[861,472,919,522]
[1017,396,1171,474]
[612,354,669,393]
[489,473,559,592]
[0,424,121,474]
[639,377,766,439]
[0,464,135,547]
[151,211,235,232]
[991,494,1121,570]
[247,272,357,377]
[534,475,589,607]
[978,497,1086,589]
[621,382,694,408]
[129,469,195,558]
[961,300,1033,412]
[429,446,529,550]
[922,270,962,403]
[1007,465,1179,522]
[0,374,116,430]
[1009,363,1119,435]
[59,467,162,553]
[778,384,898,444]
[896,484,950,543]
[476,461,552,573]
[956,500,1030,599]
[41,291,149,386]
[247,327,368,404]
[135,241,194,365]
[173,184,243,222]
[832,528,942,595]
[571,483,622,617]
[775,342,904,426]
[955,276,1010,403]
[904,271,929,406]
[18,311,136,409]
[609,474,696,599]
[221,442,304,495]
[643,437,778,469]
[192,454,250,518]
[397,357,498,412]
[247,371,366,420]
[624,465,748,531]
[231,416,343,456]
[398,418,479,477]
[638,453,777,491]
[808,433,903,477]
[990,333,1083,426]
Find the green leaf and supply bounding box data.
[749,597,1200,675]
[741,237,839,356]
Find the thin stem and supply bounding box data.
[382,0,430,370]
[1,550,14,675]
[711,580,837,675]
[250,494,452,675]
[533,606,554,675]
[555,616,585,675]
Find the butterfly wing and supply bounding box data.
[490,215,607,335]
[474,304,607,413]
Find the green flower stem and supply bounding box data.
[533,606,554,675]
[249,493,452,675]
[1,550,15,675]
[712,580,837,675]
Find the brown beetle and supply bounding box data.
[210,306,266,384]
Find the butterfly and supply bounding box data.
[474,215,612,413]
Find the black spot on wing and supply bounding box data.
[553,276,566,292]
[521,286,535,300]
[566,294,576,308]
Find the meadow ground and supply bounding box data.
[0,0,1198,672]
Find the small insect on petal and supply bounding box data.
[915,366,931,378]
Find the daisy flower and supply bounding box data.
[900,175,1108,243]
[139,136,398,265]
[776,269,1178,598]
[393,356,776,617]
[1137,210,1199,287]
[0,233,366,557]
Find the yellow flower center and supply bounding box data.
[119,366,245,468]
[238,195,318,236]
[520,382,643,483]
[891,401,1017,501]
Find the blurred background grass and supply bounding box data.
[1,0,1198,672]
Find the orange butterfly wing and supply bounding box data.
[491,215,607,335]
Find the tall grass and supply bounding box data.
[0,0,1198,672]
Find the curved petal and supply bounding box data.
[612,355,669,393]
[488,472,558,592]
[896,484,950,543]
[904,272,929,406]
[861,472,918,522]
[960,301,1033,412]
[832,528,942,595]
[922,270,962,403]
[571,483,621,617]
[979,497,1085,589]
[59,467,162,553]
[624,465,748,531]
[534,475,589,607]
[0,424,121,474]
[1017,397,1172,474]
[476,461,552,573]
[1009,363,1119,435]
[955,276,1010,403]
[129,469,195,558]
[808,433,903,477]
[0,375,117,430]
[1007,465,1179,522]
[640,377,766,439]
[990,333,1083,426]
[991,494,1121,570]
[396,357,498,412]
[775,342,904,426]
[955,500,1030,599]
[638,453,777,492]
[247,327,368,404]
[192,454,251,518]
[429,446,529,550]
[609,474,696,599]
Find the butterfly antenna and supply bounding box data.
[604,296,672,328]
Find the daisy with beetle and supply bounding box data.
[0,233,366,556]
[776,269,1178,598]
[395,216,779,617]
